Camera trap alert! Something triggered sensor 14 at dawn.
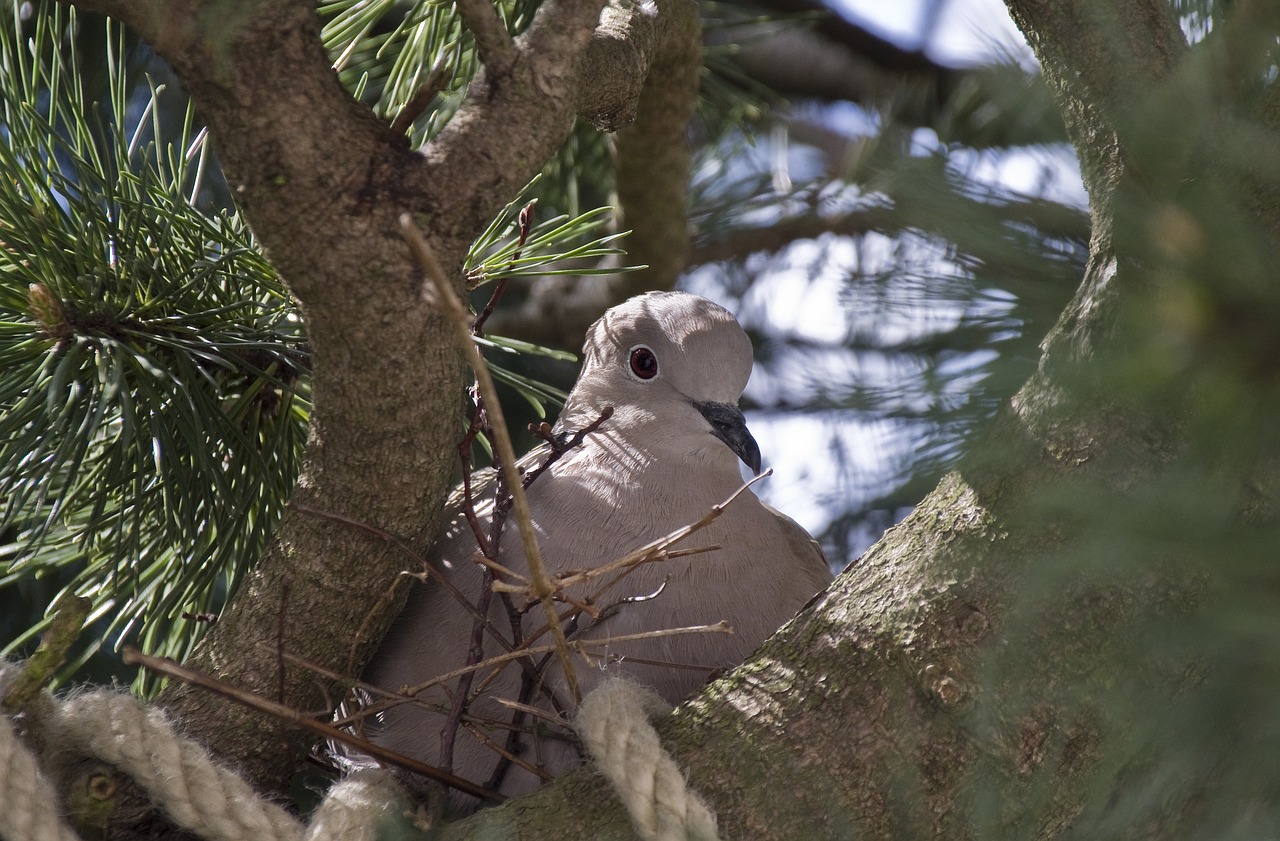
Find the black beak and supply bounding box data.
[694,401,762,474]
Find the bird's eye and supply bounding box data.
[628,345,659,381]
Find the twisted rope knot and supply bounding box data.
[0,663,719,841]
[577,679,720,841]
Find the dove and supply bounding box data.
[357,291,831,805]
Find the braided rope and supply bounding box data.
[0,663,718,841]
[0,661,413,841]
[303,769,414,841]
[47,691,304,841]
[0,711,82,841]
[577,679,720,841]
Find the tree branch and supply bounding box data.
[1003,0,1185,207]
[456,0,517,77]
[489,0,703,349]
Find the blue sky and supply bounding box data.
[833,0,1032,64]
[716,0,1086,565]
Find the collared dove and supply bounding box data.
[358,290,831,804]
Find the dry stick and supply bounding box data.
[467,620,734,704]
[440,553,494,778]
[471,201,534,337]
[482,403,616,787]
[253,643,407,711]
[484,667,535,791]
[441,393,494,779]
[468,474,772,699]
[463,718,555,781]
[495,471,772,597]
[470,554,527,582]
[469,546,721,700]
[400,213,583,705]
[456,395,494,557]
[520,406,615,491]
[290,502,538,695]
[490,696,575,730]
[121,647,505,804]
[395,623,732,701]
[444,200,538,781]
[471,405,622,726]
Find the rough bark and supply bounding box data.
[488,0,703,349]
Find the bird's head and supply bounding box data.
[562,291,762,474]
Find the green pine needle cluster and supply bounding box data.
[0,6,308,686]
[0,2,630,691]
[320,0,540,145]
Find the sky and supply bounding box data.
[833,0,1033,65]
[725,0,1086,565]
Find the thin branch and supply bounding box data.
[472,200,535,336]
[456,0,518,76]
[1,593,90,717]
[253,643,406,709]
[396,622,734,700]
[400,213,584,704]
[491,696,576,731]
[522,406,615,489]
[441,563,495,777]
[463,719,555,782]
[123,647,506,804]
[542,471,772,593]
[456,391,494,559]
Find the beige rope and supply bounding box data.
[577,679,720,841]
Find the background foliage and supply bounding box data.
[0,0,1085,689]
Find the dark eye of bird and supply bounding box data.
[629,345,658,380]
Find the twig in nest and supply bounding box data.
[470,553,527,582]
[252,643,405,713]
[491,696,577,731]
[456,393,493,558]
[398,622,732,703]
[401,213,583,705]
[472,200,535,336]
[443,199,536,774]
[291,503,519,676]
[548,470,771,593]
[519,406,614,491]
[122,647,505,804]
[472,472,768,706]
[463,719,555,782]
[488,472,769,609]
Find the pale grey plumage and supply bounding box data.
[359,291,831,804]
